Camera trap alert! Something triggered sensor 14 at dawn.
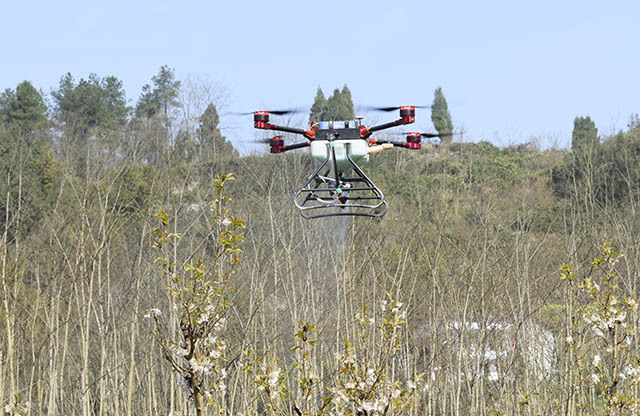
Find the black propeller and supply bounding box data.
[231,108,304,116]
[391,131,455,138]
[362,105,431,112]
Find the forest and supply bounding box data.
[2,65,640,415]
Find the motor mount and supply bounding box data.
[405,132,421,149]
[254,111,270,129]
[399,105,416,125]
[270,136,284,153]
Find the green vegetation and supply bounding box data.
[2,69,640,414]
[430,87,454,144]
[309,85,355,122]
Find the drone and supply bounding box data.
[248,106,452,219]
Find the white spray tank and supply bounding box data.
[310,119,391,171]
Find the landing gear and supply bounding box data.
[294,143,387,219]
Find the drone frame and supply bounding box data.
[252,106,419,218]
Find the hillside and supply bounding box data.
[2,74,640,414]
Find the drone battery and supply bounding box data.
[310,139,370,171]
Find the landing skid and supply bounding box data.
[294,146,387,219]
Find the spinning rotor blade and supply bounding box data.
[362,105,431,112]
[230,108,304,116]
[252,138,272,144]
[419,132,453,138]
[268,109,302,115]
[390,131,455,138]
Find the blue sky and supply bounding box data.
[2,0,639,150]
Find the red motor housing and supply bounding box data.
[269,136,284,153]
[405,132,421,149]
[399,106,415,124]
[254,111,270,129]
[254,111,269,122]
[400,106,415,118]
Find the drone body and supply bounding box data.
[251,106,446,219]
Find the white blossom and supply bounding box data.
[391,302,403,314]
[268,368,281,388]
[189,357,213,376]
[593,327,604,337]
[144,308,162,319]
[213,317,226,332]
[361,401,376,413]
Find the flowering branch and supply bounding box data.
[149,173,245,416]
[562,242,639,414]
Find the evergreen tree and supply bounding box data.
[198,103,237,162]
[309,87,327,122]
[570,116,600,213]
[325,88,343,121]
[174,129,196,163]
[0,81,47,133]
[135,65,181,122]
[134,66,181,164]
[52,73,128,135]
[51,73,128,174]
[571,116,599,152]
[431,87,454,144]
[309,85,355,122]
[0,82,56,238]
[335,84,355,120]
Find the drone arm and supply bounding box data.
[270,140,310,154]
[371,139,421,149]
[255,120,310,136]
[387,140,410,148]
[283,142,311,151]
[365,116,415,137]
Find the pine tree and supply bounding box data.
[135,65,181,123]
[309,85,355,122]
[51,73,129,174]
[571,116,598,152]
[337,84,355,120]
[325,88,343,121]
[198,103,237,162]
[0,81,47,132]
[309,87,327,122]
[134,66,181,164]
[431,87,454,144]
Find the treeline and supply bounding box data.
[2,68,640,415]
